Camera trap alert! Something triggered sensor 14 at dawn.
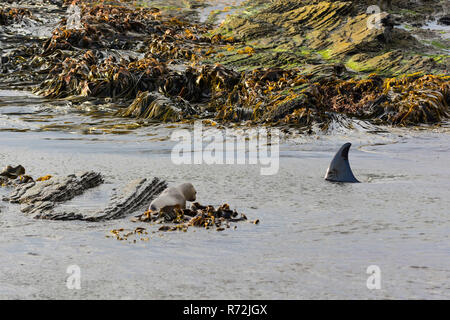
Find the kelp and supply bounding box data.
[0,7,32,25]
[366,74,450,124]
[214,69,449,126]
[42,4,173,54]
[34,51,168,99]
[2,0,450,128]
[116,63,241,120]
[129,202,255,234]
[27,1,235,105]
[0,165,31,187]
[117,91,196,121]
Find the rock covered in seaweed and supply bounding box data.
[1,0,449,129]
[117,91,196,121]
[213,66,449,127]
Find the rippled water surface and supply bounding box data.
[0,90,449,299]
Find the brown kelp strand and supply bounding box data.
[108,227,150,242]
[34,51,169,99]
[202,0,449,126]
[117,91,196,122]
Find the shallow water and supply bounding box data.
[397,19,450,53]
[421,20,450,40]
[197,0,246,24]
[0,90,449,299]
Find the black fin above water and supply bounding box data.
[324,142,360,183]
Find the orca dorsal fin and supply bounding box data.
[325,143,360,183]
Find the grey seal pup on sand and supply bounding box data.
[149,182,197,212]
[324,142,359,183]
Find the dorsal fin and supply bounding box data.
[325,143,359,183]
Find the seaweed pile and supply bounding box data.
[108,227,151,242]
[0,7,32,25]
[14,2,236,106]
[106,202,258,242]
[132,202,255,232]
[210,67,449,128]
[0,0,449,129]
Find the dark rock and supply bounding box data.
[0,165,25,179]
[3,171,167,221]
[4,171,103,206]
[438,15,450,26]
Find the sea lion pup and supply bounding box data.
[148,183,197,213]
[324,143,360,183]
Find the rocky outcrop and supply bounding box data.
[2,171,167,221]
[214,0,446,75]
[438,15,450,26]
[1,0,448,129]
[117,91,197,121]
[3,171,104,217]
[83,177,167,222]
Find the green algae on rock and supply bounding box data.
[212,0,447,75]
[202,0,449,126]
